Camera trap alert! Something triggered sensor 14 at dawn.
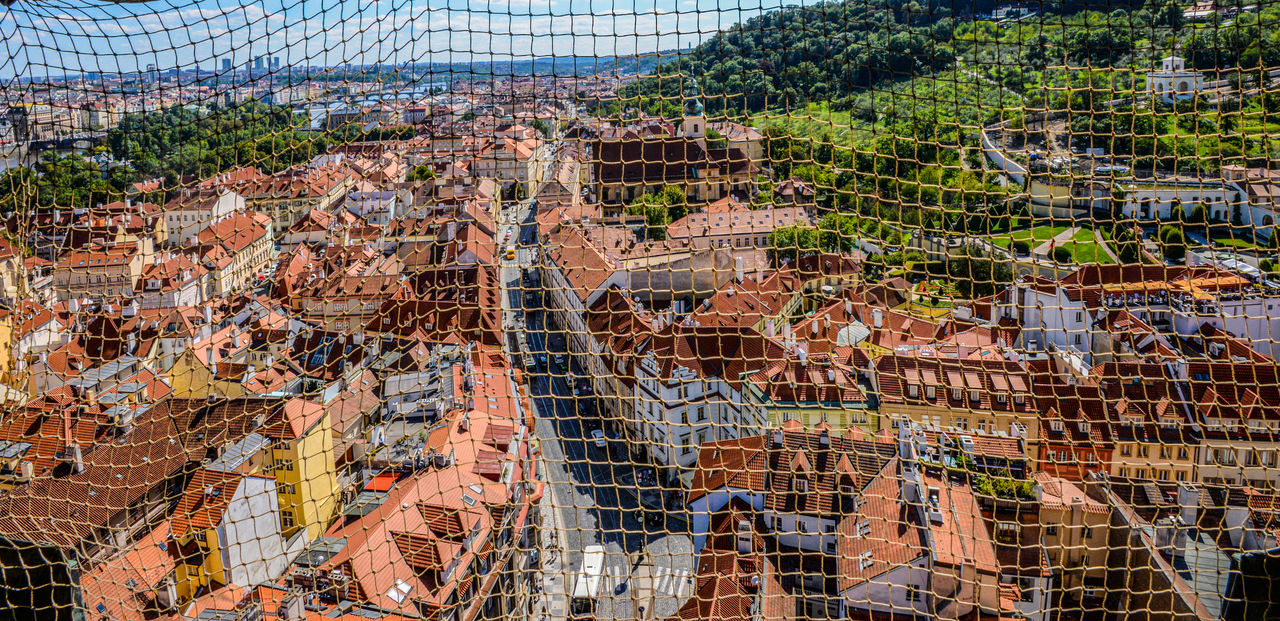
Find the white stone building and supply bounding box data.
[1146,56,1205,103]
[163,190,246,246]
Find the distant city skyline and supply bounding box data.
[0,0,795,81]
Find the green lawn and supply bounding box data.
[990,225,1070,249]
[1210,233,1261,250]
[1060,241,1116,264]
[750,102,874,146]
[1069,228,1097,243]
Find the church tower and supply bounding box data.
[680,77,706,141]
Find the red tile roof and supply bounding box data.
[875,353,1035,414]
[836,459,928,590]
[196,211,270,255]
[170,468,246,537]
[545,227,615,303]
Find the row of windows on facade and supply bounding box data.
[191,509,293,548]
[906,383,1028,404]
[889,416,1015,434]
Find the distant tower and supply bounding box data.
[222,58,232,72]
[273,56,281,70]
[680,77,706,140]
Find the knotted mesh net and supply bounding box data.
[0,0,1278,619]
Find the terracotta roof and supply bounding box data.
[875,353,1035,414]
[1034,472,1109,514]
[545,227,615,303]
[689,273,796,329]
[12,299,57,337]
[55,243,140,269]
[836,459,928,590]
[689,427,896,513]
[196,211,269,255]
[78,522,179,621]
[256,397,326,441]
[317,361,526,615]
[748,353,867,405]
[0,397,268,549]
[687,435,770,503]
[137,253,207,293]
[922,470,999,574]
[667,207,811,241]
[170,468,245,537]
[1187,359,1280,434]
[593,138,754,184]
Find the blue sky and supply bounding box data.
[1,0,794,79]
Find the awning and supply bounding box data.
[963,371,982,389]
[364,471,398,492]
[990,374,1010,392]
[921,368,941,386]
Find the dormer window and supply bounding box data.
[996,393,1007,403]
[925,385,936,400]
[1078,422,1090,434]
[951,387,962,401]
[1050,420,1064,433]
[927,486,941,508]
[793,477,809,493]
[908,383,919,398]
[853,520,871,538]
[968,390,981,403]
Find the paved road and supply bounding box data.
[498,193,695,620]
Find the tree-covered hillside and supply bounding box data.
[618,0,1277,116]
[622,0,965,114]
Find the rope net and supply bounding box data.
[0,0,1278,619]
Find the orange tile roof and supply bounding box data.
[78,522,179,621]
[170,468,246,538]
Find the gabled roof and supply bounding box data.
[836,459,928,591]
[875,353,1035,414]
[78,522,180,621]
[0,397,268,549]
[748,353,867,405]
[545,227,615,303]
[170,468,246,538]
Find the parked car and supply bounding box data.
[590,429,607,448]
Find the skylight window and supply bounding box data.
[386,578,413,603]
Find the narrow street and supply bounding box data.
[497,178,695,621]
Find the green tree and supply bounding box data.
[706,128,729,150]
[768,226,820,262]
[1159,224,1187,262]
[529,119,552,138]
[817,213,860,253]
[625,203,671,241]
[1112,225,1143,264]
[946,247,1013,297]
[408,165,436,182]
